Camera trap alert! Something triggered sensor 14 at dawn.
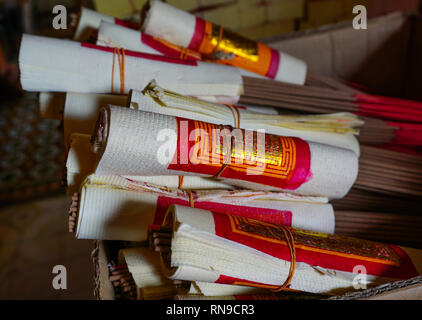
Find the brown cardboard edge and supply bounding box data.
[92,240,115,300]
[328,276,422,300]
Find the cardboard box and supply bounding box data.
[269,12,413,98]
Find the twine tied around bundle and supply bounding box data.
[271,226,296,291]
[111,48,125,94]
[177,105,240,188]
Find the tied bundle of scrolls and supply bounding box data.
[155,205,422,295]
[90,105,359,199]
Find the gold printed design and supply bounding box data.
[209,24,259,62]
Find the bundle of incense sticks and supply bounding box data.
[335,211,422,248]
[18,34,243,103]
[240,75,422,146]
[157,205,422,295]
[108,263,138,300]
[140,1,307,84]
[331,188,421,214]
[356,146,422,199]
[91,105,358,198]
[71,178,334,241]
[129,81,362,155]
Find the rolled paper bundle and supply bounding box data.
[38,92,65,120]
[18,34,243,102]
[141,1,307,84]
[159,205,422,295]
[97,21,202,61]
[92,106,359,198]
[63,92,127,147]
[73,7,117,41]
[118,247,264,299]
[129,81,362,155]
[74,179,333,241]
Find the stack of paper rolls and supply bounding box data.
[91,106,359,199]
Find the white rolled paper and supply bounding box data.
[93,106,358,199]
[75,182,334,241]
[19,34,243,102]
[74,7,116,41]
[97,21,160,55]
[141,0,307,84]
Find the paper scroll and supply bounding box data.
[93,106,358,198]
[161,205,422,295]
[141,1,307,84]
